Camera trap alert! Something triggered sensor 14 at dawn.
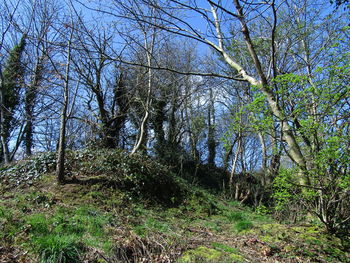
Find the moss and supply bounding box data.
[291,226,314,232]
[178,245,244,263]
[211,242,239,253]
[258,223,288,242]
[203,220,222,232]
[178,246,222,262]
[229,253,245,262]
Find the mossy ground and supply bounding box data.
[0,150,349,262]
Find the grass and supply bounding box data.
[33,234,82,263]
[0,149,349,263]
[22,205,113,262]
[225,211,245,222]
[234,219,254,232]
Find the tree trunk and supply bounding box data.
[232,0,308,183]
[207,88,216,166]
[24,85,37,155]
[24,53,44,156]
[56,28,73,184]
[131,29,155,155]
[114,72,129,146]
[153,98,166,152]
[258,132,267,186]
[0,88,10,164]
[230,133,242,197]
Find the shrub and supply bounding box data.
[70,149,190,206]
[0,152,56,187]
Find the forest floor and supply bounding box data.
[0,149,349,263]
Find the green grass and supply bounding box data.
[26,213,49,234]
[234,220,254,232]
[23,205,112,262]
[211,242,239,254]
[33,234,82,263]
[225,211,245,222]
[1,149,349,263]
[0,204,22,242]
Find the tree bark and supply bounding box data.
[0,88,10,164]
[24,58,43,156]
[56,27,73,184]
[207,88,216,166]
[232,0,308,182]
[130,26,156,155]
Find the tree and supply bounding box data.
[207,87,216,166]
[80,0,349,230]
[23,0,60,156]
[56,22,74,184]
[0,35,26,163]
[129,4,159,155]
[73,24,130,149]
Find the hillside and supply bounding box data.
[0,149,349,263]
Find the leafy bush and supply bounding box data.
[272,169,303,222]
[0,152,56,187]
[69,149,190,206]
[255,204,270,215]
[273,158,350,237]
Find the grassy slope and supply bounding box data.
[0,149,349,263]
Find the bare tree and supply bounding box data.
[23,0,61,156]
[56,21,74,184]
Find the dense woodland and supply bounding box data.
[0,0,349,248]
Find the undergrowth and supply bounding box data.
[0,149,349,263]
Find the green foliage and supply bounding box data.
[33,234,82,263]
[70,148,189,206]
[1,35,26,139]
[255,204,270,215]
[234,220,253,232]
[223,209,254,232]
[1,148,190,206]
[211,242,239,254]
[0,152,56,187]
[26,213,49,235]
[0,205,22,242]
[180,190,220,217]
[178,246,244,263]
[245,90,273,132]
[225,211,245,222]
[24,205,111,262]
[258,223,349,262]
[272,169,296,212]
[268,52,350,235]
